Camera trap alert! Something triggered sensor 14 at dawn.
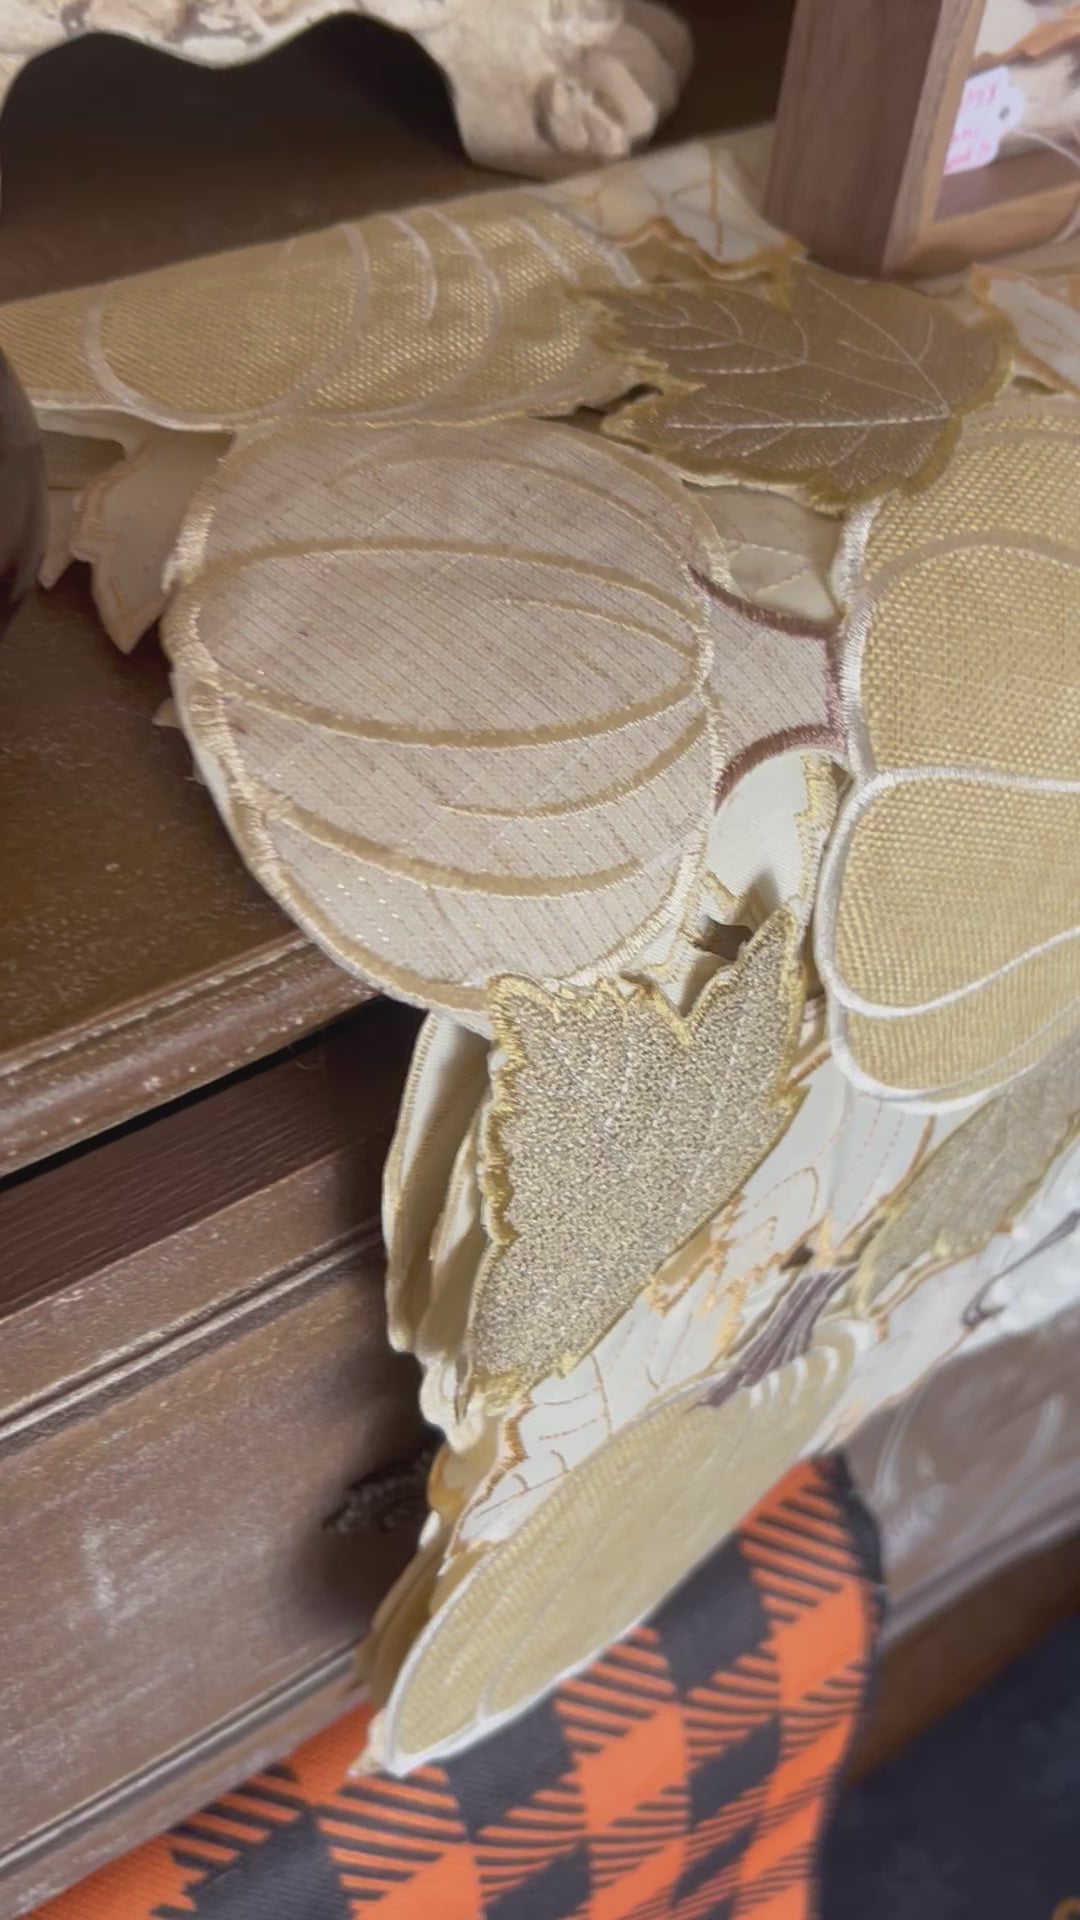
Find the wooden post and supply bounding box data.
[765,0,984,274]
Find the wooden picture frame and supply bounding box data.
[765,0,1080,275]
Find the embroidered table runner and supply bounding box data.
[4,124,1078,1785]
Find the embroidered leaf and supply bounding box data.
[619,218,764,284]
[971,263,1080,396]
[165,414,722,1022]
[72,426,229,651]
[383,1013,491,1355]
[854,1028,1080,1306]
[598,262,1012,506]
[448,1050,928,1563]
[370,1320,866,1772]
[40,428,124,590]
[550,126,794,271]
[707,752,841,932]
[463,909,806,1408]
[691,484,839,622]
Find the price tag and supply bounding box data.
[945,64,1027,176]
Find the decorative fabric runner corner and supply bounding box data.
[5,120,1078,1802]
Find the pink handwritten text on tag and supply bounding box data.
[945,65,1026,176]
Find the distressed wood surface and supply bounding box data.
[0,1001,425,1918]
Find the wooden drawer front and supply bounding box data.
[0,1004,424,1916]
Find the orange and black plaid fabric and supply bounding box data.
[34,1458,881,1920]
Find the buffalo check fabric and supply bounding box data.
[32,1458,882,1920]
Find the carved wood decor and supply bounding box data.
[0,1,692,179]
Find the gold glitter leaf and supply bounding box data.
[598,263,1012,507]
[854,1027,1080,1307]
[464,909,806,1408]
